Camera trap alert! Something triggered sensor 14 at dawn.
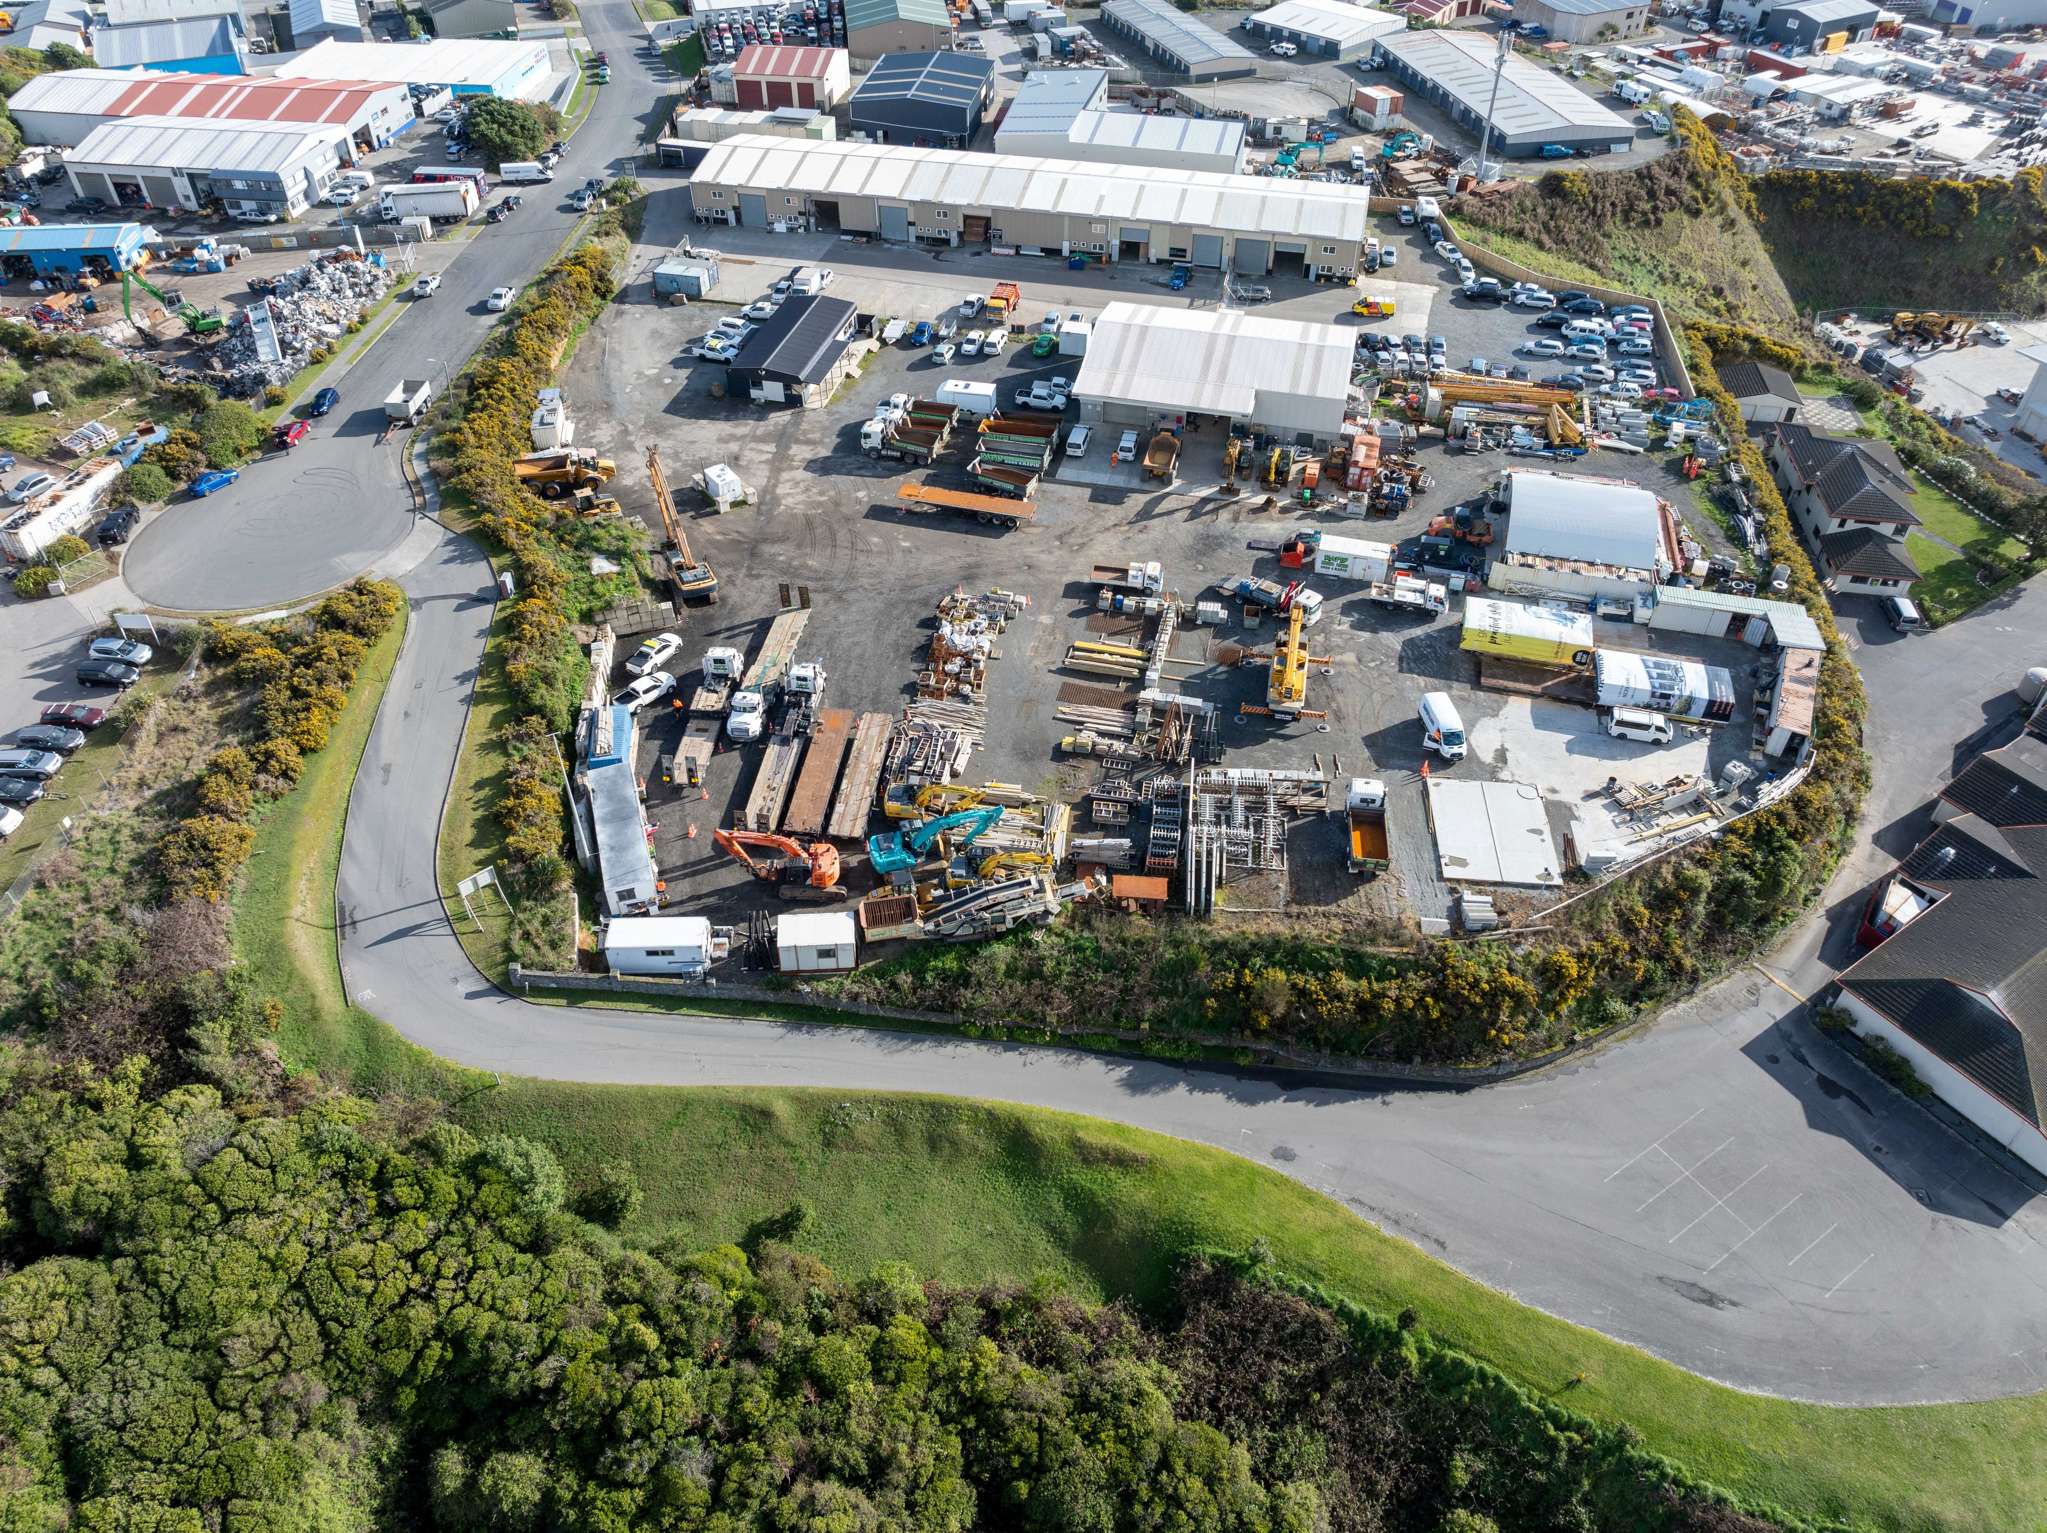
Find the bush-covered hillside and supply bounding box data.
[1753,167,2047,317]
[1452,114,1800,333]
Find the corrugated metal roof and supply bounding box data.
[1381,29,1632,138]
[851,50,993,107]
[1248,0,1405,48]
[1649,585,1825,651]
[1521,0,1644,14]
[0,221,149,255]
[694,133,1371,243]
[844,0,951,30]
[733,43,844,78]
[1073,302,1352,419]
[288,0,365,34]
[67,113,349,172]
[999,67,1108,134]
[1502,470,1663,571]
[1101,0,1257,68]
[12,68,401,126]
[1065,108,1246,160]
[282,37,550,90]
[104,0,238,22]
[94,16,243,68]
[1777,0,1876,22]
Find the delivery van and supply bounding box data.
[1606,707,1674,745]
[1614,79,1652,105]
[499,161,552,184]
[1418,691,1467,762]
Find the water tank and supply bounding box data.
[1770,563,1790,592]
[2021,667,2047,705]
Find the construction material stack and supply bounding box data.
[743,607,812,695]
[782,708,856,838]
[972,415,1056,499]
[1343,430,1381,492]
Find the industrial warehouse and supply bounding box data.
[6,68,416,150]
[278,37,555,99]
[846,50,995,147]
[1242,0,1406,61]
[688,134,1370,272]
[1100,0,1259,80]
[62,114,352,218]
[992,69,1247,173]
[1375,29,1634,156]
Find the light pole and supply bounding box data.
[1476,27,1511,185]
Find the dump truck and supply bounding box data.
[514,448,616,499]
[969,457,1039,499]
[897,482,1035,528]
[385,379,433,424]
[985,281,1022,318]
[1093,559,1165,595]
[861,416,949,462]
[1343,778,1389,877]
[1365,572,1448,616]
[1142,430,1181,479]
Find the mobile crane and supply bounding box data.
[646,445,718,600]
[867,806,1002,877]
[711,829,848,902]
[119,269,225,337]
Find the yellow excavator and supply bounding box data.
[977,849,1051,880]
[645,445,718,600]
[882,781,987,822]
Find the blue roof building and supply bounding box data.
[95,15,249,74]
[0,221,152,279]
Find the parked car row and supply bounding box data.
[0,643,151,829]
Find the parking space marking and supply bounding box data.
[1667,1163,1768,1243]
[1786,1221,1840,1268]
[1706,1194,1802,1272]
[1824,1253,1874,1299]
[1604,1106,1706,1182]
[1634,1136,1732,1212]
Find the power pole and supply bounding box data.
[1477,28,1511,185]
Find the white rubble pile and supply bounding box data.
[206,254,393,394]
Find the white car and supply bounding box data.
[1433,240,1459,262]
[1268,40,1297,55]
[624,631,683,678]
[1616,337,1654,355]
[1512,289,1556,310]
[743,298,779,320]
[933,341,957,365]
[613,671,676,714]
[1454,259,1475,285]
[961,330,985,356]
[958,294,982,317]
[985,328,1008,355]
[1065,424,1092,457]
[486,286,516,312]
[413,273,441,298]
[1521,338,1567,357]
[711,316,751,337]
[1115,428,1140,460]
[322,186,361,207]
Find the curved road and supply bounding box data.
[139,0,2047,1406]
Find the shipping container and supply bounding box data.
[1460,596,1595,668]
[1592,650,1734,722]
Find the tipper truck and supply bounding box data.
[514,448,617,498]
[379,182,478,223]
[1093,560,1165,595]
[969,457,1039,499]
[1343,778,1390,877]
[862,417,949,462]
[985,281,1022,319]
[1142,430,1180,480]
[385,379,434,425]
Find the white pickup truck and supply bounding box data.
[1015,376,1070,412]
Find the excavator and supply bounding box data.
[646,445,718,600]
[977,849,1051,880]
[868,806,1002,877]
[1220,436,1243,496]
[712,828,848,902]
[118,269,225,337]
[1271,140,1325,175]
[1380,130,1422,161]
[882,781,986,821]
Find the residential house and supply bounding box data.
[1720,357,1802,425]
[1836,720,2047,1175]
[1766,420,1921,597]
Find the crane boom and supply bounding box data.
[646,445,719,599]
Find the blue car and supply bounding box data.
[910,320,933,347]
[190,469,240,498]
[308,386,340,417]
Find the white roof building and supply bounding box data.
[1379,29,1634,154]
[1244,0,1406,60]
[993,69,1246,173]
[64,114,350,213]
[288,0,370,45]
[1492,470,1674,599]
[279,37,554,100]
[777,910,858,972]
[1073,301,1355,440]
[9,68,411,149]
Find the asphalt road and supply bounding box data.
[118,0,2047,1405]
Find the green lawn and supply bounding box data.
[1907,481,2033,567]
[1905,532,2003,625]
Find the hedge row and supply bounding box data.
[157,579,402,902]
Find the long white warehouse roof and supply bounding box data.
[1503,470,1665,571]
[1382,30,1632,138]
[1249,0,1405,49]
[67,113,349,171]
[1075,301,1353,419]
[692,133,1372,244]
[278,37,549,90]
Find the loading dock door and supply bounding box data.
[738,192,768,227]
[1191,232,1223,267]
[1232,238,1269,275]
[878,204,911,241]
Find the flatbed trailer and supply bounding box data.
[897,482,1036,528]
[675,716,720,787]
[827,711,895,840]
[741,608,811,693]
[741,728,809,833]
[782,708,855,838]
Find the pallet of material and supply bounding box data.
[827,712,894,841]
[741,729,808,832]
[782,708,855,838]
[742,608,811,693]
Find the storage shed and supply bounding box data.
[603,915,718,977]
[845,0,954,60]
[1376,28,1634,156]
[0,221,151,280]
[848,50,994,146]
[1490,470,1673,601]
[777,910,858,973]
[1244,0,1405,61]
[733,43,852,109]
[653,251,721,298]
[728,294,860,407]
[1101,0,1259,80]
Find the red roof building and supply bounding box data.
[5,68,416,151]
[732,45,852,111]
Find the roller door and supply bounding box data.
[878,204,911,241]
[1191,232,1223,267]
[738,192,768,227]
[1232,239,1269,275]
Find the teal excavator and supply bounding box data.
[868,807,1002,877]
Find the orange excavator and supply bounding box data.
[712,828,848,902]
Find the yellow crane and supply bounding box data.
[646,445,718,601]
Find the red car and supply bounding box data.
[40,703,107,730]
[275,419,310,449]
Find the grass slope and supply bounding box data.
[1454,118,1799,332]
[1755,170,2047,318]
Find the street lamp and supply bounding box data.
[1476,28,1511,186]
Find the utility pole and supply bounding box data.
[1477,27,1511,185]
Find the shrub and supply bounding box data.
[263,385,287,408]
[118,461,175,505]
[12,566,55,598]
[158,815,257,902]
[145,428,207,486]
[1859,1033,1933,1099]
[195,400,267,469]
[43,534,90,566]
[577,1159,643,1228]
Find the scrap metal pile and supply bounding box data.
[201,251,392,395]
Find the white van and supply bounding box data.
[1606,707,1673,745]
[1418,691,1467,762]
[337,169,375,191]
[934,378,998,417]
[1562,318,1611,342]
[499,161,552,184]
[1614,78,1652,105]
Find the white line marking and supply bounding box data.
[1707,1194,1803,1272]
[1636,1138,1732,1212]
[1787,1221,1840,1268]
[1824,1253,1874,1299]
[1668,1164,1769,1243]
[1605,1105,1706,1182]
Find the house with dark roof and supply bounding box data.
[729,294,859,408]
[1720,358,1802,425]
[1837,724,2047,1174]
[1765,420,1920,597]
